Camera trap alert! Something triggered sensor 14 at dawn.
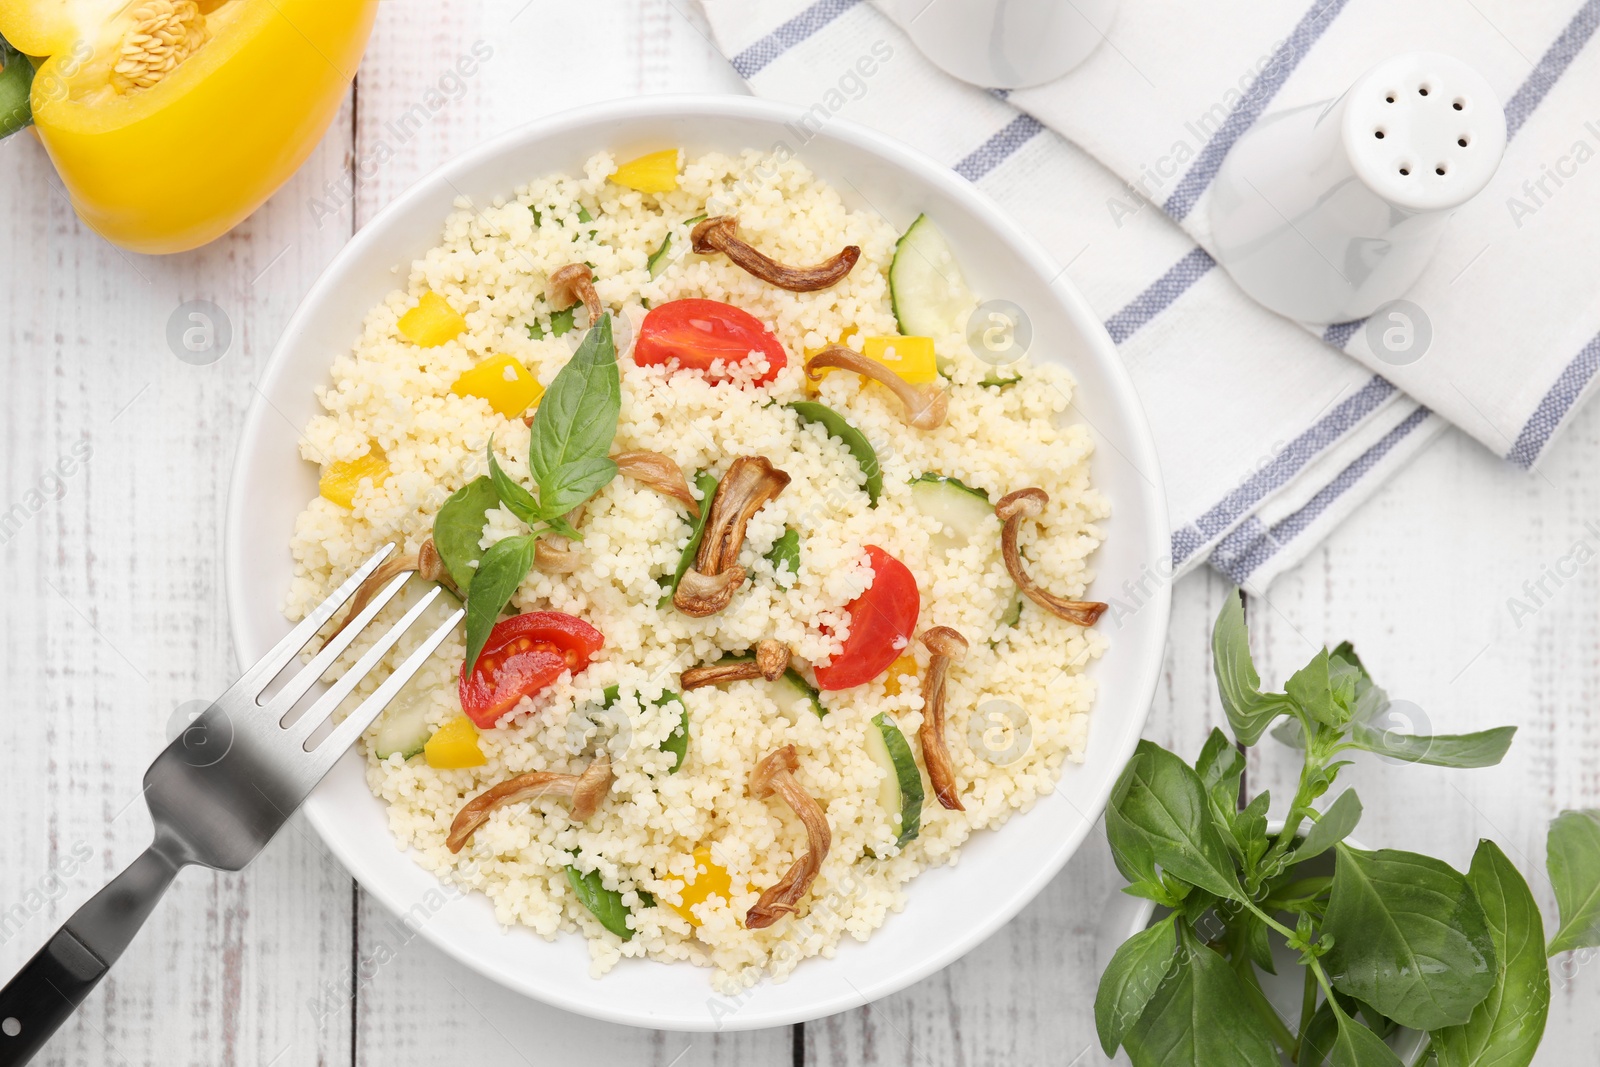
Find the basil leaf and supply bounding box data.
[1547,809,1600,955]
[537,454,619,521]
[1319,1006,1406,1067]
[565,865,639,941]
[1195,729,1246,856]
[1294,789,1364,864]
[1322,844,1497,1030]
[1094,913,1178,1056]
[1288,649,1355,728]
[486,441,539,525]
[1212,593,1294,744]
[432,476,500,593]
[1432,839,1549,1067]
[660,470,720,606]
[527,313,620,515]
[789,400,883,505]
[1121,936,1280,1067]
[766,527,801,577]
[659,694,689,774]
[544,512,583,542]
[1234,791,1272,871]
[462,534,538,672]
[1108,740,1244,902]
[1347,723,1516,769]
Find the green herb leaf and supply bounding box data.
[789,400,883,506]
[979,376,1021,389]
[1314,1004,1406,1067]
[1288,649,1357,728]
[659,694,689,774]
[462,534,538,672]
[1212,593,1295,744]
[661,470,720,606]
[527,314,620,519]
[766,527,801,577]
[0,36,35,139]
[1121,935,1281,1067]
[1095,913,1179,1056]
[1295,789,1364,864]
[1432,839,1549,1067]
[1107,740,1245,902]
[432,476,500,593]
[1322,844,1497,1030]
[528,304,579,340]
[486,441,540,525]
[1547,809,1600,955]
[1347,722,1517,769]
[565,864,639,941]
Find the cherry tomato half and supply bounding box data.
[634,298,787,384]
[813,546,921,692]
[459,612,605,728]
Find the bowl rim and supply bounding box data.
[225,92,1170,1030]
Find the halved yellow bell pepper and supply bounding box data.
[319,451,388,510]
[883,652,920,696]
[450,354,543,418]
[425,716,486,770]
[610,149,679,193]
[0,0,379,253]
[398,291,466,348]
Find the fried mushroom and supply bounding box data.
[614,450,701,518]
[680,640,791,691]
[745,745,832,929]
[446,753,613,854]
[804,346,948,430]
[919,626,969,811]
[994,489,1108,627]
[674,456,791,617]
[690,215,860,292]
[324,538,452,645]
[549,262,602,325]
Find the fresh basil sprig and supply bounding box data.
[454,314,621,671]
[1096,591,1600,1067]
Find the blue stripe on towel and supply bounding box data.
[1507,329,1600,469]
[954,114,1046,181]
[729,0,862,79]
[1210,406,1433,582]
[1105,247,1218,345]
[1162,0,1353,221]
[1504,0,1600,139]
[1171,376,1397,564]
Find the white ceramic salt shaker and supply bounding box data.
[1209,52,1507,324]
[874,0,1119,90]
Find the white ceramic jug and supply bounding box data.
[874,0,1119,89]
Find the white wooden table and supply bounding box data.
[2,2,1596,1062]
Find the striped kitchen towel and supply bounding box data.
[698,0,1600,589]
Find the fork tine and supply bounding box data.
[307,604,466,778]
[262,570,413,722]
[285,584,450,749]
[232,543,398,697]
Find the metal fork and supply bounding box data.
[0,544,462,1065]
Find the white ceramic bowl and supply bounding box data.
[224,95,1169,1032]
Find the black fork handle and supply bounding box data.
[0,845,181,1065]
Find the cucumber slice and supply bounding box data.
[866,713,924,848]
[372,684,433,761]
[769,668,826,719]
[889,214,974,339]
[647,234,672,278]
[789,401,882,505]
[910,473,993,551]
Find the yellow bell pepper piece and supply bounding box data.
[610,149,680,193]
[883,653,920,696]
[450,354,543,419]
[861,336,939,385]
[319,451,388,510]
[0,0,380,253]
[661,846,736,928]
[398,292,467,348]
[424,716,486,770]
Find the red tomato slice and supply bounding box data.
[634,298,787,384]
[813,546,921,692]
[459,612,605,728]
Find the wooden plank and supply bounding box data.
[1249,415,1600,1058]
[0,93,361,1065]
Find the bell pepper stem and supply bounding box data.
[0,36,36,141]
